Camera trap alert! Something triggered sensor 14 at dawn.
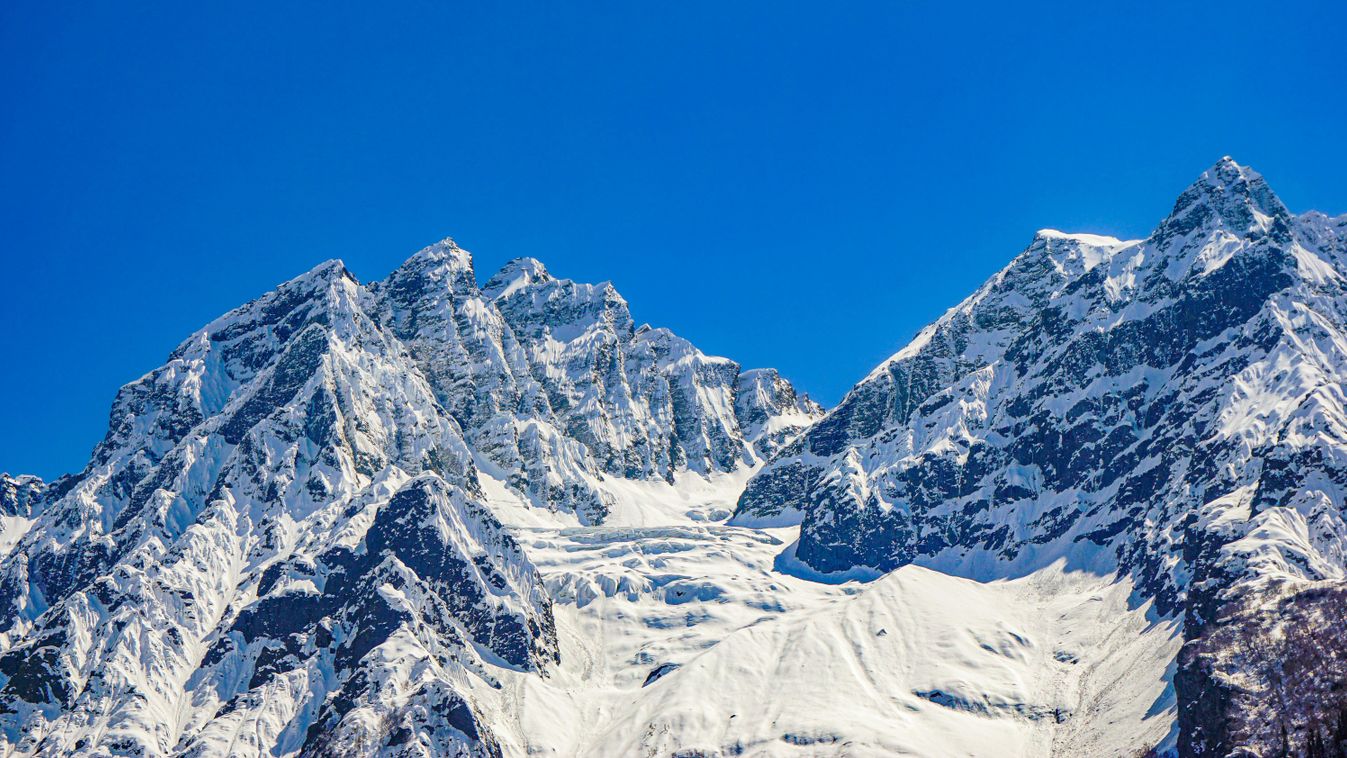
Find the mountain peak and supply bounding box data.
[483,257,552,299]
[267,259,357,298]
[1197,156,1274,200]
[1154,157,1290,245]
[302,258,354,281]
[382,237,478,302]
[404,236,474,271]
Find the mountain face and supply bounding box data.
[735,158,1347,755]
[734,368,825,458]
[0,246,815,756]
[0,475,44,518]
[372,244,818,524]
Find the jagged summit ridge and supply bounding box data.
[0,235,819,756]
[376,240,822,522]
[482,256,551,299]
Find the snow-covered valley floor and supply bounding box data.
[475,471,1183,757]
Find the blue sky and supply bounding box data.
[3,2,1345,479]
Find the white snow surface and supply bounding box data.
[473,469,1181,757]
[0,516,32,558]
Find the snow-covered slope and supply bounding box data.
[579,562,1178,757]
[492,518,1179,757]
[371,473,1176,757]
[735,157,1347,755]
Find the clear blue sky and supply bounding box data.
[3,2,1345,480]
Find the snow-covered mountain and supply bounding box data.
[0,246,817,756]
[3,157,1343,757]
[372,243,819,524]
[735,157,1347,755]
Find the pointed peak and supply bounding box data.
[380,236,478,300]
[736,368,788,398]
[424,235,464,253]
[289,259,356,288]
[404,236,474,270]
[1198,156,1263,192]
[483,257,552,299]
[1155,157,1290,244]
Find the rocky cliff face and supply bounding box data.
[0,475,43,518]
[734,368,825,458]
[735,158,1347,755]
[0,243,815,756]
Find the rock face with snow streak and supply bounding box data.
[735,158,1347,754]
[734,368,824,458]
[0,243,813,756]
[0,475,43,518]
